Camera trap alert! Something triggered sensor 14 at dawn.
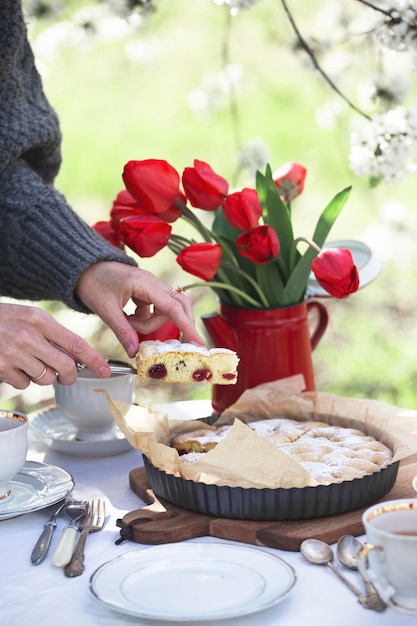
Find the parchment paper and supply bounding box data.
[99,375,417,489]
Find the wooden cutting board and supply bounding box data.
[126,455,417,551]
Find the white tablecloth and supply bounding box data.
[0,400,414,626]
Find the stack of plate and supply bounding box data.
[0,460,74,520]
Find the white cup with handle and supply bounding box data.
[358,498,417,614]
[53,364,136,441]
[0,410,28,503]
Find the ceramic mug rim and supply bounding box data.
[362,498,417,538]
[0,410,28,428]
[0,410,28,501]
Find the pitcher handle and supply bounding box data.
[307,300,329,350]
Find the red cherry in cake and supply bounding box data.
[192,369,213,382]
[148,363,168,379]
[222,373,236,380]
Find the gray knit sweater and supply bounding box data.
[0,1,136,313]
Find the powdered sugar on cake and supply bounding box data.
[174,417,392,486]
[138,339,235,357]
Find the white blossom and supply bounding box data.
[349,106,417,183]
[237,139,271,181]
[315,98,347,130]
[187,64,243,116]
[212,0,264,16]
[373,1,417,51]
[357,72,411,109]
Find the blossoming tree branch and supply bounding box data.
[26,0,417,186]
[230,0,417,186]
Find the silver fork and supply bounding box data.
[64,499,106,577]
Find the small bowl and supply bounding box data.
[53,363,135,441]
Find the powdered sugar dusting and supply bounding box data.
[175,417,392,485]
[139,339,236,357]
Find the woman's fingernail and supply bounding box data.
[99,365,111,377]
[127,343,136,357]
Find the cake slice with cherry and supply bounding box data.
[136,339,239,384]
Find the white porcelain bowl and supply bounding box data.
[53,368,136,441]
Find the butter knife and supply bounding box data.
[31,501,67,565]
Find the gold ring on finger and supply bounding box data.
[168,286,185,297]
[32,366,47,381]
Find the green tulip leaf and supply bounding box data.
[256,262,286,308]
[256,165,294,277]
[212,207,240,242]
[284,185,352,303]
[311,185,352,245]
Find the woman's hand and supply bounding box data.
[0,303,111,389]
[75,262,205,358]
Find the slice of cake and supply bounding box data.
[136,339,239,384]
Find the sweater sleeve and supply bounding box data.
[0,1,137,314]
[0,159,137,313]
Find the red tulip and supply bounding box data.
[311,248,359,298]
[176,242,222,281]
[113,188,141,210]
[137,319,180,342]
[222,188,262,230]
[122,159,180,215]
[111,188,182,225]
[160,190,185,223]
[110,190,140,228]
[273,162,307,202]
[91,220,122,248]
[118,215,172,258]
[182,159,229,211]
[236,225,280,264]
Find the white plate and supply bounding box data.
[29,405,132,457]
[90,543,296,621]
[0,460,74,520]
[306,239,382,298]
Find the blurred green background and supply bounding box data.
[3,0,417,413]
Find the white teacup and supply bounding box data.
[53,367,136,441]
[358,498,417,613]
[0,410,28,503]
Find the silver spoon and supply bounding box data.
[300,538,370,608]
[336,535,386,611]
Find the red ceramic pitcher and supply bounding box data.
[201,300,328,414]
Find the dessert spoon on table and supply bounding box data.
[300,538,384,611]
[336,534,386,611]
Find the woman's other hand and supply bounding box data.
[75,262,205,358]
[0,303,111,389]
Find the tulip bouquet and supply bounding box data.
[93,159,359,309]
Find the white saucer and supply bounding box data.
[306,239,382,298]
[29,405,132,458]
[0,460,74,520]
[90,542,296,621]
